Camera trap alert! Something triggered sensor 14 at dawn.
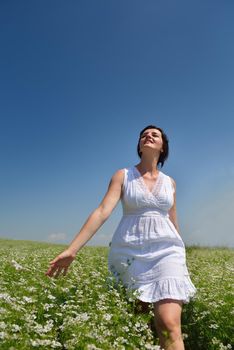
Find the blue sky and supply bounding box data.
[1,1,234,248]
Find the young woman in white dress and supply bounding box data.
[45,125,196,350]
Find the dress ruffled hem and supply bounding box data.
[131,276,197,304]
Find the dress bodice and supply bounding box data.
[121,166,175,216]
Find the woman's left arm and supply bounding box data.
[168,177,181,235]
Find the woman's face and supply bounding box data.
[139,128,163,155]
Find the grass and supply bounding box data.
[0,238,233,349]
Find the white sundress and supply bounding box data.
[108,166,197,304]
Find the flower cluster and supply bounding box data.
[0,238,233,349]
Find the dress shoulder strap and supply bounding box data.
[165,174,175,194]
[121,167,133,194]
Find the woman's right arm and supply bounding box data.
[45,168,124,278]
[66,168,125,255]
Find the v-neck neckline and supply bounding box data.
[133,165,162,195]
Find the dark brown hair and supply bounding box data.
[137,125,169,168]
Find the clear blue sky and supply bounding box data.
[1,1,234,248]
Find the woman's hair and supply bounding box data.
[137,124,169,168]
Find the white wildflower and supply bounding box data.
[0,321,7,329]
[219,344,230,350]
[77,312,90,321]
[0,331,7,339]
[11,260,24,270]
[43,303,54,311]
[22,296,33,303]
[145,344,162,350]
[200,310,210,317]
[0,293,12,302]
[33,319,54,335]
[50,340,62,348]
[87,345,103,350]
[0,307,6,314]
[31,338,61,347]
[11,324,21,332]
[114,336,128,344]
[182,333,188,339]
[209,323,219,329]
[47,294,56,300]
[212,337,220,345]
[103,313,112,321]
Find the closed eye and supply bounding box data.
[141,134,159,138]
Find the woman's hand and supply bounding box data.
[45,249,76,278]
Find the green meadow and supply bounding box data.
[0,238,233,350]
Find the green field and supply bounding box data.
[0,238,233,350]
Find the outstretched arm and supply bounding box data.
[45,169,124,277]
[168,177,181,235]
[67,168,124,255]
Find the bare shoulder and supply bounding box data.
[112,168,125,179]
[108,168,126,198]
[110,168,125,185]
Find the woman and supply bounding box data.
[45,124,197,350]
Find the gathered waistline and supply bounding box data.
[123,210,169,218]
